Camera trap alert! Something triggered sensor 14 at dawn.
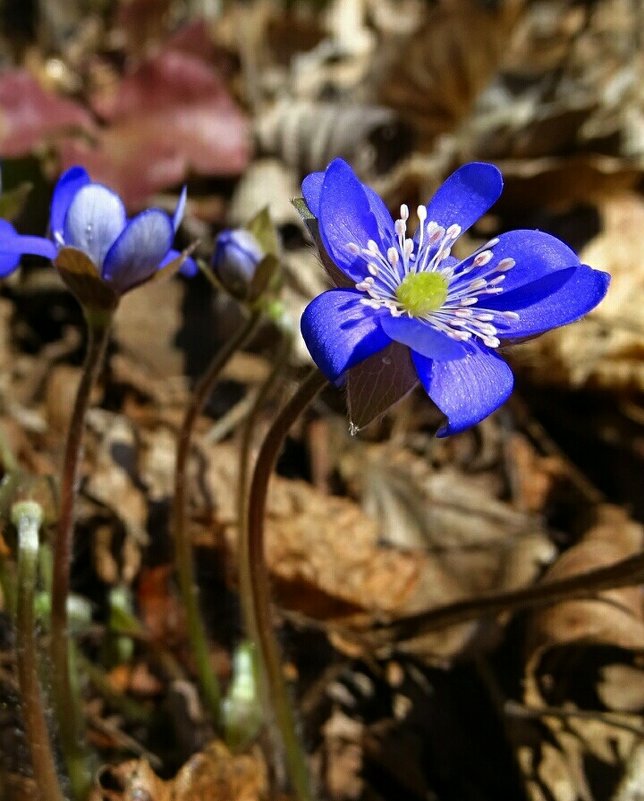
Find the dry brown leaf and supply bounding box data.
[512,193,644,391]
[526,505,644,658]
[375,0,525,146]
[91,741,267,801]
[517,505,644,801]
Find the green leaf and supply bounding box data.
[346,342,419,431]
[247,206,279,257]
[248,253,280,303]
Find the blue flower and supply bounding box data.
[212,228,263,297]
[300,159,610,436]
[0,166,197,296]
[0,220,21,278]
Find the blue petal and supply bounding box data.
[302,171,324,216]
[412,346,514,436]
[301,289,391,381]
[380,316,467,361]
[102,209,174,293]
[173,186,187,232]
[0,218,56,261]
[457,230,580,295]
[64,184,126,268]
[489,264,610,339]
[303,167,394,244]
[159,248,198,277]
[0,221,21,276]
[50,166,90,243]
[423,162,503,235]
[318,159,388,283]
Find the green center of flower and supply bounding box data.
[395,272,449,316]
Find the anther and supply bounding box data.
[387,247,399,266]
[347,242,360,255]
[400,204,409,221]
[417,205,427,223]
[473,250,493,267]
[497,258,516,271]
[367,263,379,276]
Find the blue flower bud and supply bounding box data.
[212,228,264,298]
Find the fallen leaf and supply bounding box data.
[0,69,93,158]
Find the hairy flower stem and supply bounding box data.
[173,310,262,727]
[246,367,328,801]
[50,311,112,801]
[14,501,66,801]
[237,330,292,639]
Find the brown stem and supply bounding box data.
[246,367,328,801]
[50,313,112,800]
[14,502,66,801]
[237,330,292,639]
[364,550,644,648]
[172,310,262,726]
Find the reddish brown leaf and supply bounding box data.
[60,49,250,206]
[0,69,93,157]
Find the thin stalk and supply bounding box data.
[50,312,112,801]
[246,367,328,801]
[173,310,262,727]
[237,330,292,639]
[14,501,66,801]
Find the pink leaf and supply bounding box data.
[0,69,93,158]
[60,48,250,205]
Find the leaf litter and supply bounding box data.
[0,0,642,799]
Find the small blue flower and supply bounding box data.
[212,228,263,297]
[0,220,20,278]
[0,166,197,295]
[300,159,610,436]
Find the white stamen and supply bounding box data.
[468,278,488,291]
[473,250,493,267]
[417,205,427,223]
[497,258,516,271]
[387,247,399,266]
[446,223,462,239]
[500,310,520,320]
[367,240,380,253]
[488,274,506,286]
[483,336,500,348]
[400,204,409,221]
[347,242,360,255]
[367,263,379,276]
[395,219,406,237]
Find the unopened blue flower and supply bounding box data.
[0,166,197,294]
[300,159,610,436]
[212,228,263,296]
[0,220,20,278]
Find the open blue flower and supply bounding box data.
[0,166,197,297]
[300,159,610,436]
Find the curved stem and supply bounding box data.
[14,502,66,801]
[246,367,328,801]
[237,330,292,639]
[173,310,262,727]
[50,313,111,801]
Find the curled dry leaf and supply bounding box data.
[512,192,644,391]
[91,741,267,801]
[517,505,644,801]
[526,504,644,661]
